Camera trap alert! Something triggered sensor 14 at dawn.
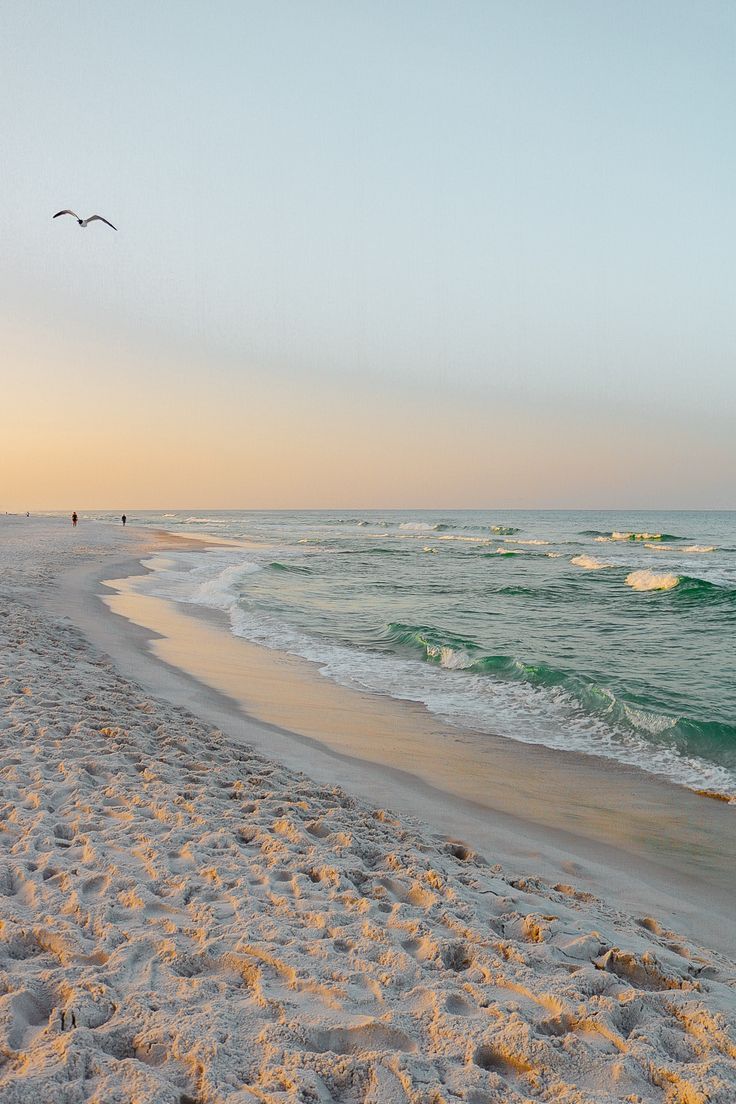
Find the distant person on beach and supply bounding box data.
[122,514,127,526]
[72,512,78,527]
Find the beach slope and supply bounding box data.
[1,519,735,1103]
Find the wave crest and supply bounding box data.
[571,555,612,570]
[626,570,680,591]
[268,561,312,575]
[590,531,688,543]
[382,620,736,784]
[624,571,735,601]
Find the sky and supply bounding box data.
[1,0,734,510]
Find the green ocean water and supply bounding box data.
[86,509,736,796]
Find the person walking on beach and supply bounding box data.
[72,511,78,527]
[122,514,127,526]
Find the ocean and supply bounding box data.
[86,509,736,798]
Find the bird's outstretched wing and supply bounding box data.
[53,209,79,220]
[86,215,117,230]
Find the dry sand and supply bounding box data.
[1,517,735,1103]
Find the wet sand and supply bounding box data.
[53,527,736,956]
[2,516,735,1103]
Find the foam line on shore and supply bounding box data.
[1,518,735,1102]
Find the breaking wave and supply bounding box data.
[131,509,736,799]
[481,548,524,557]
[380,621,736,784]
[626,570,680,591]
[571,555,612,570]
[586,530,689,543]
[625,571,735,601]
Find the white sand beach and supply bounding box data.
[2,517,736,1103]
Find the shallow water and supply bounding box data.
[82,509,736,796]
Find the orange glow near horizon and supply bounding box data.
[2,320,732,512]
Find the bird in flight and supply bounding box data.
[53,209,117,230]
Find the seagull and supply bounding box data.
[53,209,117,230]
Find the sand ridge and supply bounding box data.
[1,520,736,1102]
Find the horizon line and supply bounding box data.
[7,505,736,515]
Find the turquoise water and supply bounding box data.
[88,509,736,796]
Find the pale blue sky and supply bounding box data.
[1,1,734,507]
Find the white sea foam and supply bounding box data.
[425,644,474,670]
[222,596,736,797]
[571,555,612,570]
[190,560,262,609]
[597,531,663,543]
[130,512,736,800]
[644,540,716,556]
[139,549,265,613]
[503,538,550,545]
[621,702,678,735]
[437,534,491,543]
[134,545,736,798]
[625,570,680,592]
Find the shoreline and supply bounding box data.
[51,524,736,955]
[3,516,736,1103]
